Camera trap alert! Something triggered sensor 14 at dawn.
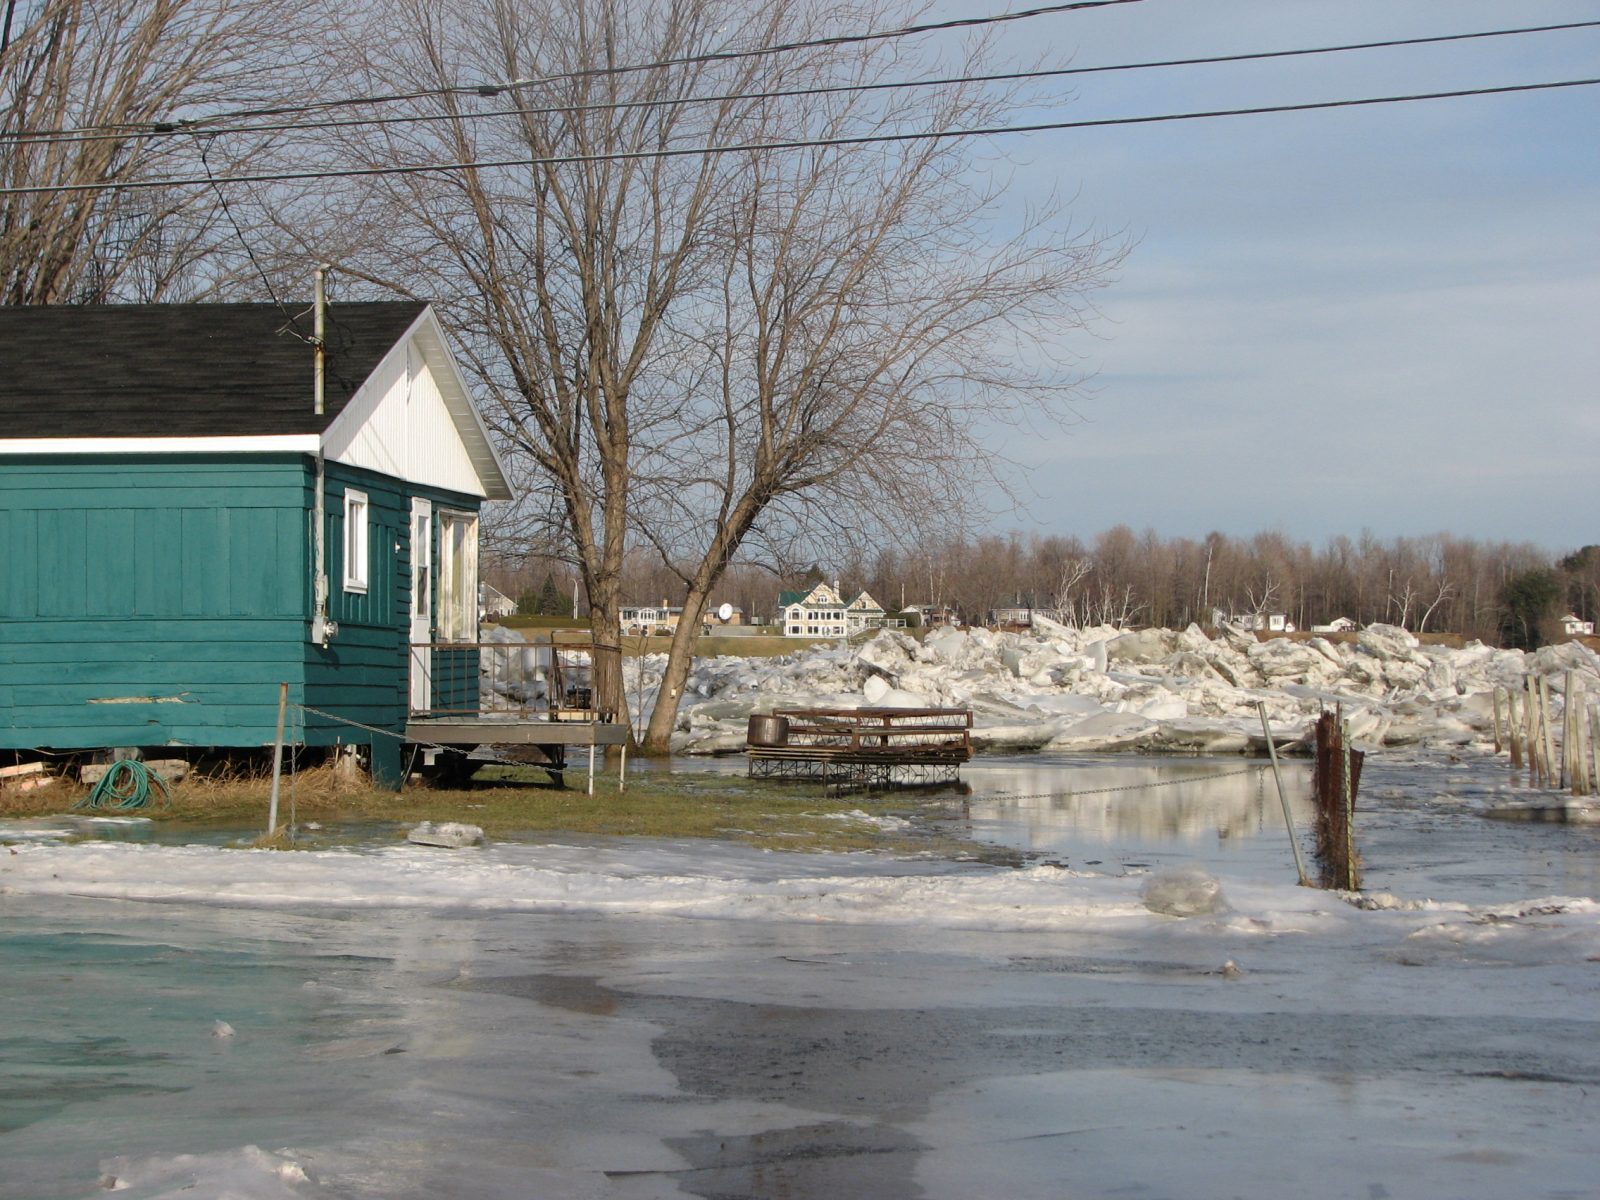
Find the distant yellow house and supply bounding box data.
[621,602,743,636]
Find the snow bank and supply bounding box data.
[0,840,1151,932]
[618,622,1596,756]
[6,840,1596,962]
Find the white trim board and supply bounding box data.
[0,435,320,454]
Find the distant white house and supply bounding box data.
[903,602,959,629]
[845,590,892,633]
[621,602,743,635]
[778,582,848,638]
[1311,616,1358,634]
[991,605,1036,628]
[620,604,681,636]
[1217,610,1295,633]
[479,582,517,620]
[1561,613,1596,637]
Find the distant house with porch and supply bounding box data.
[1311,616,1359,634]
[622,602,744,636]
[479,582,518,620]
[845,590,890,633]
[621,604,682,636]
[778,582,848,638]
[1561,613,1596,637]
[903,602,960,630]
[0,302,511,786]
[985,604,1062,633]
[1216,610,1295,633]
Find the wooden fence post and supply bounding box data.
[1590,703,1600,796]
[268,682,289,835]
[1539,676,1558,790]
[1525,676,1540,784]
[1508,689,1522,769]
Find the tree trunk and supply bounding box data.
[586,607,628,731]
[641,591,713,755]
[582,551,630,740]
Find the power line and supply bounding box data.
[1,74,1595,198]
[0,0,1142,143]
[195,134,311,341]
[5,19,1595,149]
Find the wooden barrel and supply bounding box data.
[746,714,789,747]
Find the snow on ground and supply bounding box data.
[607,620,1600,755]
[5,835,1597,958]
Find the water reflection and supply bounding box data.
[947,755,1314,878]
[946,753,1600,902]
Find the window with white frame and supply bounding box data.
[343,490,369,593]
[412,505,431,621]
[437,510,479,641]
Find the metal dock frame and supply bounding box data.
[746,707,973,786]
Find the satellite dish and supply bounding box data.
[717,602,734,622]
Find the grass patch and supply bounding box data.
[1,763,1000,859]
[494,615,588,631]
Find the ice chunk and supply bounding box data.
[1136,694,1188,721]
[1044,711,1157,752]
[873,686,930,708]
[1356,623,1422,662]
[406,822,484,848]
[1106,627,1175,664]
[96,1146,311,1198]
[1141,867,1228,917]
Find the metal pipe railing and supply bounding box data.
[409,638,603,721]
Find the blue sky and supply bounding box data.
[957,0,1599,551]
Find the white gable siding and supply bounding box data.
[405,347,484,496]
[323,337,487,497]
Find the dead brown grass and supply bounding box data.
[1,761,994,858]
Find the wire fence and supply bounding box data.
[979,764,1269,805]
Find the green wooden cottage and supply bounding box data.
[0,302,512,785]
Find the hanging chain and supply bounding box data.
[980,764,1267,804]
[294,703,464,756]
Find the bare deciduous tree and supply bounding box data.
[1049,556,1093,626]
[310,0,1124,749]
[0,0,319,304]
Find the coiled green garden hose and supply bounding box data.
[74,760,171,811]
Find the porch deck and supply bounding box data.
[404,716,629,747]
[407,637,629,792]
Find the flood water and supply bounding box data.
[3,751,1598,1200]
[950,752,1600,904]
[675,749,1600,904]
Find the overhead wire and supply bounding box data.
[195,135,297,323]
[2,19,1595,148]
[0,0,1143,140]
[1,74,1595,198]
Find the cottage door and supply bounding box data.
[409,498,433,713]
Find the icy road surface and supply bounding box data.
[2,753,1598,1200]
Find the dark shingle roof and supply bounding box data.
[0,302,428,438]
